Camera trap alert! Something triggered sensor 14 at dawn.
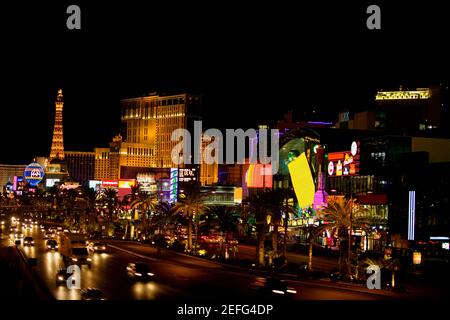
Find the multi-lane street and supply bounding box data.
[1,219,400,300]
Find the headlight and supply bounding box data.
[87,258,92,261]
[286,289,297,294]
[47,245,51,248]
[135,273,142,276]
[55,245,58,248]
[72,258,78,262]
[147,272,154,276]
[58,276,64,280]
[31,241,34,244]
[94,247,98,250]
[272,290,285,295]
[102,247,106,250]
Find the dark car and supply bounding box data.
[23,236,34,246]
[89,242,107,253]
[251,277,298,298]
[81,288,104,300]
[46,239,58,251]
[56,268,72,286]
[126,262,155,280]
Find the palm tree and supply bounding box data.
[130,192,158,238]
[172,192,208,252]
[207,206,239,240]
[247,190,271,267]
[101,187,118,220]
[317,197,370,274]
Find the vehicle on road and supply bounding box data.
[88,242,107,253]
[23,236,34,246]
[126,262,155,280]
[14,232,24,239]
[81,288,104,300]
[251,277,298,298]
[56,268,72,286]
[46,239,59,250]
[60,234,92,267]
[44,231,55,239]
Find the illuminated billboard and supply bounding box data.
[46,178,60,188]
[179,167,198,183]
[101,180,119,188]
[327,141,360,177]
[24,162,45,187]
[170,168,178,203]
[245,163,272,188]
[288,153,315,209]
[89,180,102,190]
[118,179,136,189]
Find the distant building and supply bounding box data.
[0,164,26,190]
[375,85,445,134]
[65,151,95,186]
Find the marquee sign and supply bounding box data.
[327,141,360,177]
[24,162,45,187]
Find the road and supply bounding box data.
[236,243,339,272]
[1,220,394,300]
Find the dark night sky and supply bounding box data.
[0,1,448,164]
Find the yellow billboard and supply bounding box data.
[288,152,315,209]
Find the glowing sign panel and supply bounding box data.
[24,162,45,187]
[327,141,360,177]
[288,153,315,209]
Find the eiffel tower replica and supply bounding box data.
[46,89,69,183]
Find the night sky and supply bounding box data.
[1,1,448,164]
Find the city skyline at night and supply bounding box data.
[1,0,449,307]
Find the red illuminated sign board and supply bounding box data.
[101,180,119,187]
[327,141,360,177]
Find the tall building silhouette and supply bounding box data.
[49,89,65,161]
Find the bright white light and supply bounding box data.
[272,290,285,295]
[408,191,415,241]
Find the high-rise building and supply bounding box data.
[65,151,95,186]
[375,85,445,134]
[121,93,201,168]
[199,135,218,186]
[49,89,65,161]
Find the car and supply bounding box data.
[251,277,298,298]
[14,232,24,239]
[81,288,104,300]
[44,232,54,239]
[126,262,155,280]
[23,236,34,246]
[90,242,107,253]
[55,268,72,286]
[46,239,59,251]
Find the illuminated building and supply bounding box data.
[65,151,95,186]
[375,85,445,134]
[0,164,26,189]
[49,89,65,161]
[95,93,217,185]
[94,135,158,180]
[199,135,219,186]
[120,92,201,168]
